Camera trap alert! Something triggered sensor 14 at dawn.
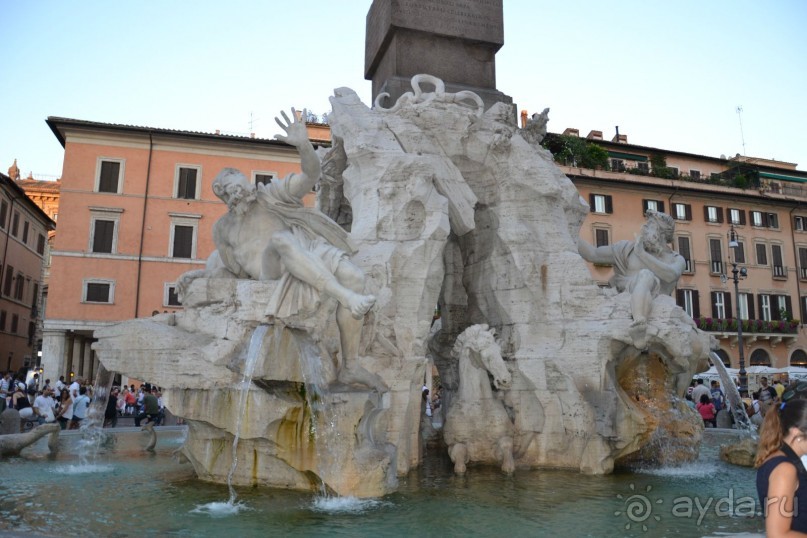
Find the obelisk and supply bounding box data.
[365,0,512,111]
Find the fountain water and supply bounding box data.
[709,352,754,432]
[195,323,269,516]
[75,363,116,469]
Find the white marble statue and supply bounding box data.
[577,209,685,348]
[443,324,515,474]
[178,108,377,387]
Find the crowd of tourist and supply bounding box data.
[0,371,167,430]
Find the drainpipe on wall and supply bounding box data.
[790,205,804,328]
[134,133,154,318]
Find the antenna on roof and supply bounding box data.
[248,112,259,132]
[736,106,746,156]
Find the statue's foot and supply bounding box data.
[347,293,376,319]
[629,320,648,350]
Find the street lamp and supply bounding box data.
[728,224,749,396]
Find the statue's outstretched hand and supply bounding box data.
[274,108,308,148]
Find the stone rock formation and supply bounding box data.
[94,75,711,497]
[719,436,757,467]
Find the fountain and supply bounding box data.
[88,73,713,499]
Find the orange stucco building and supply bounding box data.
[41,118,315,382]
[0,172,54,371]
[543,122,807,382]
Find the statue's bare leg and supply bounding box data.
[264,231,375,318]
[629,270,657,349]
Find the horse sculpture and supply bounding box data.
[443,324,515,474]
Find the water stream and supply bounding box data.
[194,324,269,516]
[709,351,755,432]
[74,363,116,470]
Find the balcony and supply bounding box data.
[773,265,788,279]
[695,317,800,347]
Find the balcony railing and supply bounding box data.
[710,260,723,274]
[683,259,694,273]
[773,265,788,278]
[695,317,800,334]
[800,266,807,280]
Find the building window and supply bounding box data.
[169,213,201,259]
[0,200,7,229]
[751,211,765,227]
[611,159,625,172]
[738,293,753,320]
[36,234,45,255]
[756,243,768,266]
[175,165,201,200]
[22,221,29,244]
[83,280,114,303]
[96,159,124,193]
[673,203,691,221]
[2,265,13,296]
[689,170,701,180]
[772,244,786,278]
[728,208,746,226]
[13,274,24,301]
[767,212,779,229]
[11,211,19,237]
[709,238,723,274]
[760,294,772,321]
[677,236,693,273]
[774,295,792,320]
[253,172,276,186]
[10,314,18,334]
[91,219,116,253]
[637,162,649,173]
[750,349,771,366]
[668,166,679,178]
[712,291,730,319]
[643,199,664,214]
[796,216,806,231]
[676,289,699,318]
[589,194,612,214]
[799,247,807,279]
[732,241,746,264]
[0,310,5,331]
[704,206,723,224]
[165,284,182,307]
[595,228,609,247]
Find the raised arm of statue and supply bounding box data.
[274,108,321,199]
[577,236,616,265]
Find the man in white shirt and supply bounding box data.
[69,378,81,400]
[32,389,56,424]
[691,378,712,404]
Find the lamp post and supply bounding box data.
[728,224,748,396]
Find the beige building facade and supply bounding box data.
[42,118,313,383]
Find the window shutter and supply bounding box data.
[761,212,769,227]
[711,291,719,318]
[747,293,755,320]
[739,210,746,225]
[589,194,595,210]
[99,161,120,193]
[692,290,700,318]
[758,295,765,321]
[725,293,733,319]
[676,289,685,309]
[657,201,665,214]
[703,206,709,222]
[785,296,793,319]
[642,199,649,213]
[685,204,692,221]
[605,195,613,214]
[716,207,724,223]
[772,297,781,321]
[173,225,194,258]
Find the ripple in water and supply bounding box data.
[634,461,720,477]
[190,500,251,518]
[311,496,386,513]
[52,463,114,475]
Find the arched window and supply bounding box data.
[790,349,807,367]
[750,348,771,366]
[714,349,731,367]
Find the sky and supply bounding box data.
[2,0,806,180]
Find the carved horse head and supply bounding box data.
[453,324,511,390]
